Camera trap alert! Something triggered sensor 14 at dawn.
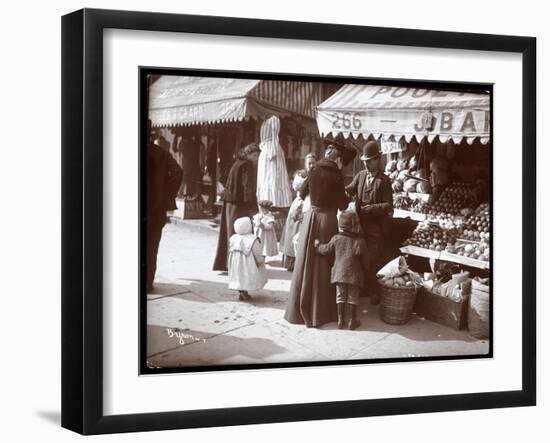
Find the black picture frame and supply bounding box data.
[61,8,536,435]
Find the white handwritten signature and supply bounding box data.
[166,328,207,345]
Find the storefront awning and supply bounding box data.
[149,76,323,127]
[316,85,490,145]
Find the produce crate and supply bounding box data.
[174,197,207,220]
[439,250,490,269]
[408,192,433,204]
[393,209,427,221]
[400,245,441,260]
[468,280,490,339]
[413,287,469,330]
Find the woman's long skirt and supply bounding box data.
[212,202,249,271]
[283,208,338,328]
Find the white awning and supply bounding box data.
[149,76,323,127]
[316,85,490,144]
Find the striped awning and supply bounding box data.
[317,84,491,145]
[149,76,323,127]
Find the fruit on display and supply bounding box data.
[444,202,491,262]
[392,180,403,192]
[427,182,477,216]
[434,214,460,231]
[394,194,430,213]
[389,170,399,181]
[397,169,409,182]
[396,159,408,171]
[410,200,430,214]
[417,180,432,194]
[445,240,490,262]
[386,153,433,197]
[379,274,416,288]
[385,159,397,174]
[460,202,490,242]
[402,221,458,252]
[394,194,413,210]
[403,178,418,193]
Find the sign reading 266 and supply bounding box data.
[331,112,363,130]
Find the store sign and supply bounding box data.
[413,110,490,134]
[329,112,365,130]
[381,139,405,154]
[317,108,490,141]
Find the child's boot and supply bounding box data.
[337,303,346,329]
[238,290,251,301]
[347,303,361,330]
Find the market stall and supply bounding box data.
[316,84,491,335]
[148,76,328,217]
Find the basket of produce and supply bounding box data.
[377,257,420,325]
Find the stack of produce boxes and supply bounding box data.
[400,182,490,270]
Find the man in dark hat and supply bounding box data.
[345,140,393,304]
[147,119,183,291]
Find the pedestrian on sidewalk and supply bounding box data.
[314,210,370,330]
[279,169,308,271]
[256,115,293,208]
[345,141,393,305]
[228,217,267,301]
[253,200,278,258]
[283,143,355,328]
[213,143,260,272]
[147,119,183,291]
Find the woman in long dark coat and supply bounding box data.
[213,144,260,272]
[284,146,350,328]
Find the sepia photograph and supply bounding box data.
[142,72,492,372]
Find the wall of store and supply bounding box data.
[0,1,545,443]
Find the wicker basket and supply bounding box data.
[379,282,418,325]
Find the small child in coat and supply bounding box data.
[314,210,370,330]
[279,170,308,271]
[253,200,278,258]
[228,217,267,301]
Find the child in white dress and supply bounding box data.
[280,170,307,271]
[228,217,267,301]
[253,200,279,258]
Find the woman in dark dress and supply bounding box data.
[284,146,352,328]
[212,144,260,272]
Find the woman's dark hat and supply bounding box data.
[322,137,357,166]
[242,143,260,155]
[360,141,381,161]
[257,200,273,208]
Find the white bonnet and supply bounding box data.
[292,174,306,192]
[233,217,252,235]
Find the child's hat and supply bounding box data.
[338,211,355,233]
[234,217,252,235]
[292,174,306,192]
[258,200,273,208]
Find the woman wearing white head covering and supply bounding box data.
[256,116,293,208]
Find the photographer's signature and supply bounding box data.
[166,328,207,345]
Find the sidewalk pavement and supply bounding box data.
[147,220,489,369]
